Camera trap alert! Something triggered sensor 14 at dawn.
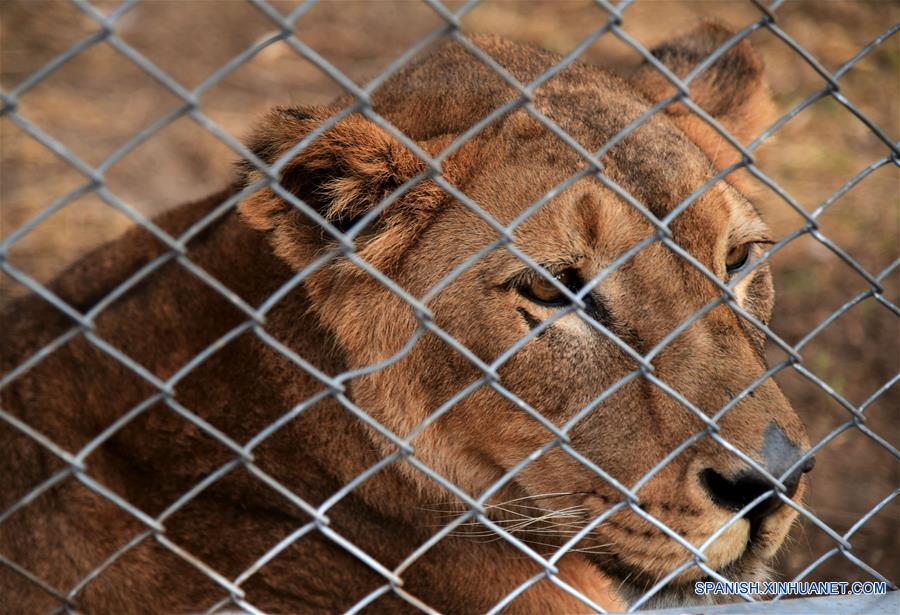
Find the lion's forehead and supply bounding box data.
[375,35,765,303]
[441,117,740,256]
[375,35,680,147]
[373,38,720,224]
[493,101,715,218]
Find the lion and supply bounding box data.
[0,23,813,613]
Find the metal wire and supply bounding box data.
[1,0,897,613]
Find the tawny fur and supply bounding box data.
[1,24,807,613]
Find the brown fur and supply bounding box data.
[1,25,807,613]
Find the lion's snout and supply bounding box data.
[699,422,814,526]
[674,420,814,573]
[699,422,813,515]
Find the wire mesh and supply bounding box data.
[0,0,897,613]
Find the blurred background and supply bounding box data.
[2,0,898,592]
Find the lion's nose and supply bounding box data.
[700,423,813,523]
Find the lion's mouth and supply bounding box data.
[584,521,776,608]
[594,551,770,609]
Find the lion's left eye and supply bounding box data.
[725,243,752,275]
[520,269,579,307]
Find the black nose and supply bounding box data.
[700,424,813,524]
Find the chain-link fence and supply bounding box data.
[0,0,897,613]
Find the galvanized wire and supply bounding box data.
[0,0,897,613]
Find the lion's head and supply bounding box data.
[238,24,811,607]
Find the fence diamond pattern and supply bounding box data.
[0,0,897,613]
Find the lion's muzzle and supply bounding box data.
[699,422,814,534]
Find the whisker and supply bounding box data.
[568,546,614,555]
[424,493,616,556]
[493,491,593,505]
[615,568,634,597]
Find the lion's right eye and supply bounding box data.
[519,269,579,307]
[725,242,753,276]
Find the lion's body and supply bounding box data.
[2,30,808,613]
[3,191,613,612]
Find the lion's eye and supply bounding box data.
[520,269,578,307]
[725,243,752,275]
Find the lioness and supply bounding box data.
[1,23,812,613]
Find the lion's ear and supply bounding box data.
[238,107,439,269]
[632,21,775,167]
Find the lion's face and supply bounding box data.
[240,27,810,604]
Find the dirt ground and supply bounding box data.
[2,0,898,598]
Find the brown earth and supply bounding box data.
[1,0,897,599]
